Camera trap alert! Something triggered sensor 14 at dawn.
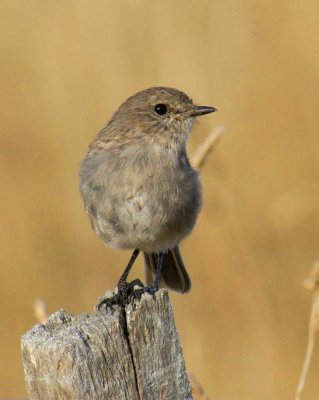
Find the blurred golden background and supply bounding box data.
[1,1,319,398]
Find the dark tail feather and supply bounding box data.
[144,246,191,293]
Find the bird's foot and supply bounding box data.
[129,283,160,303]
[97,279,144,310]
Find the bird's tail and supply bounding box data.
[144,246,191,293]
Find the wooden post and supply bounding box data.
[21,289,193,400]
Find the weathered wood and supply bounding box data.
[21,289,193,400]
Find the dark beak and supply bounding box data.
[190,105,218,117]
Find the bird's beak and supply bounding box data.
[190,105,218,117]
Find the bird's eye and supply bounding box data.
[154,103,167,115]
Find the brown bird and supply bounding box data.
[79,87,216,302]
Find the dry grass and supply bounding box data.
[191,126,225,169]
[295,262,319,400]
[190,375,211,400]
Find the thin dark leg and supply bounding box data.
[98,249,140,310]
[128,252,164,302]
[118,248,140,288]
[152,253,164,291]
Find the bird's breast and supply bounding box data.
[120,153,202,244]
[80,142,201,251]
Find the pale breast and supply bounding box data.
[80,142,201,252]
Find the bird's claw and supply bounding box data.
[97,279,145,310]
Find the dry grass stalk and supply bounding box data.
[191,125,224,170]
[190,375,211,400]
[295,261,319,400]
[33,298,48,324]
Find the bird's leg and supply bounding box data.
[151,253,164,292]
[98,249,140,310]
[130,252,164,301]
[117,248,140,292]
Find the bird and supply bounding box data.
[79,87,216,303]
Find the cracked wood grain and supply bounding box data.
[21,289,192,400]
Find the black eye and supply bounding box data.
[154,103,167,115]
